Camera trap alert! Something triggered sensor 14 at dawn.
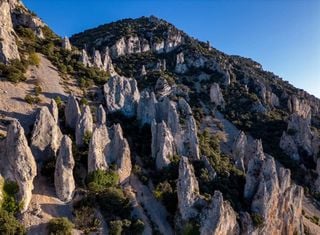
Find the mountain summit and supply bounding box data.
[0,1,320,234]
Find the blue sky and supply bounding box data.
[23,0,320,98]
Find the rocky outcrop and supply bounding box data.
[151,120,175,169]
[231,131,247,171]
[210,83,225,108]
[75,105,93,147]
[54,135,75,202]
[137,90,157,125]
[280,112,315,161]
[0,119,37,212]
[105,124,132,183]
[62,36,72,50]
[96,104,107,126]
[49,99,59,124]
[65,95,81,129]
[177,157,200,220]
[200,191,239,235]
[30,106,63,162]
[175,52,188,74]
[288,96,311,119]
[102,47,116,75]
[88,124,109,173]
[80,49,92,67]
[266,91,280,108]
[140,65,147,76]
[0,0,20,63]
[244,141,304,235]
[104,75,140,117]
[155,59,166,71]
[155,77,171,98]
[92,50,103,68]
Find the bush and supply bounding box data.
[109,220,123,235]
[74,206,101,233]
[34,85,42,96]
[29,52,41,66]
[47,217,74,235]
[87,170,119,193]
[182,222,200,235]
[0,209,26,235]
[251,213,264,227]
[54,96,64,109]
[24,94,41,104]
[2,181,21,214]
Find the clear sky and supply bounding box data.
[23,0,320,98]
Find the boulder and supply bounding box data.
[0,119,37,212]
[200,191,240,235]
[177,156,200,220]
[151,120,175,169]
[104,75,140,117]
[65,95,81,130]
[30,106,63,162]
[75,105,93,147]
[54,135,75,202]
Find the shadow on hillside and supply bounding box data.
[42,92,67,100]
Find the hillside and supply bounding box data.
[0,0,320,234]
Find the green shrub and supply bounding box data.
[2,181,21,214]
[87,170,119,193]
[74,206,101,233]
[182,222,200,235]
[47,217,74,235]
[34,85,42,96]
[0,209,26,235]
[251,213,264,227]
[82,131,92,147]
[109,220,123,235]
[130,219,145,234]
[29,52,41,66]
[54,96,64,109]
[24,94,41,104]
[80,97,89,106]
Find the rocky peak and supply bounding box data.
[104,75,140,117]
[137,90,157,125]
[80,49,92,67]
[0,119,37,212]
[210,83,225,108]
[54,135,75,202]
[30,106,63,162]
[96,104,107,126]
[200,191,239,235]
[92,50,103,68]
[65,94,81,130]
[75,105,93,147]
[49,99,59,124]
[62,36,72,50]
[175,52,188,74]
[231,131,248,172]
[177,156,200,220]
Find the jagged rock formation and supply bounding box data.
[104,75,140,117]
[244,140,304,235]
[80,49,92,67]
[88,124,109,173]
[151,120,175,169]
[137,90,157,125]
[0,119,37,212]
[62,36,72,50]
[231,131,248,171]
[0,0,20,63]
[92,50,103,68]
[177,157,200,220]
[102,47,116,75]
[200,191,239,235]
[280,111,318,161]
[30,106,63,162]
[210,83,225,108]
[96,104,107,125]
[54,135,75,202]
[49,99,59,124]
[140,65,147,76]
[175,52,188,74]
[155,77,171,97]
[106,124,132,183]
[65,95,81,129]
[75,105,93,147]
[288,96,312,119]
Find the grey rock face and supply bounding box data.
[49,99,59,124]
[151,120,175,169]
[62,36,72,50]
[92,50,103,68]
[140,65,147,76]
[80,49,92,67]
[104,75,140,117]
[244,141,304,235]
[102,47,116,75]
[155,77,172,98]
[200,191,240,235]
[231,131,248,172]
[65,95,81,130]
[288,96,311,119]
[137,90,157,125]
[266,91,280,108]
[175,52,188,74]
[96,105,107,126]
[0,119,37,212]
[210,83,225,108]
[54,135,75,202]
[30,106,63,162]
[0,0,20,63]
[177,156,200,220]
[106,124,132,183]
[88,124,110,173]
[75,105,93,147]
